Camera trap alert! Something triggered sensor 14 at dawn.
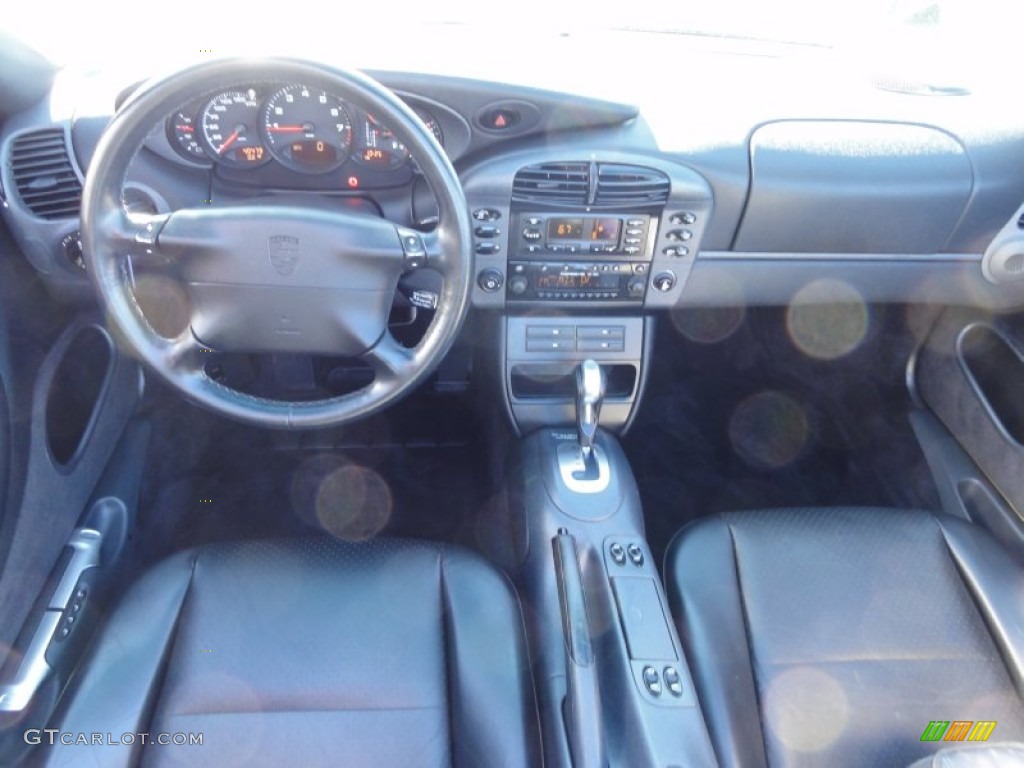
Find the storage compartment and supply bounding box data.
[45,326,113,465]
[510,362,637,400]
[959,324,1024,445]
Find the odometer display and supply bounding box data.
[262,86,352,173]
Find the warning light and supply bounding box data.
[494,113,507,128]
[347,176,360,188]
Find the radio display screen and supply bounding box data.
[536,271,620,290]
[546,217,622,242]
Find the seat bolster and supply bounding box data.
[43,550,197,768]
[664,517,768,768]
[936,515,1024,698]
[905,742,1024,767]
[441,547,541,768]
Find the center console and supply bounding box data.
[462,152,717,766]
[463,155,713,435]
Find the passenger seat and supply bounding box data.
[664,507,1024,768]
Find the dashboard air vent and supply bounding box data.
[9,128,82,219]
[1018,212,1024,230]
[595,163,670,206]
[512,162,589,205]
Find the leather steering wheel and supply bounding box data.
[81,58,472,429]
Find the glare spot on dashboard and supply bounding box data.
[762,666,849,754]
[314,463,393,542]
[670,305,746,344]
[786,279,869,360]
[728,390,808,469]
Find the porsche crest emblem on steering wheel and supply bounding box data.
[267,235,301,276]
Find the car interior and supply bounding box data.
[1,15,1024,767]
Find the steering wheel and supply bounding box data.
[81,58,472,429]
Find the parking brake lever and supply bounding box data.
[552,528,607,768]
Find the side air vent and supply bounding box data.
[1017,212,1024,230]
[595,163,670,206]
[9,128,82,219]
[512,162,590,205]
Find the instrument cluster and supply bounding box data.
[163,83,444,175]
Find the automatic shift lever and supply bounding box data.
[576,359,605,459]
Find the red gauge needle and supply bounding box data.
[217,130,241,155]
[177,125,194,133]
[267,125,305,133]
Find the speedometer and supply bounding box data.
[262,85,353,173]
[200,89,269,168]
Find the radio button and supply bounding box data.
[523,228,542,241]
[625,237,641,245]
[627,218,645,227]
[624,246,641,255]
[525,245,544,254]
[626,228,643,236]
[633,264,648,274]
[590,245,605,254]
[508,276,529,295]
[524,216,543,226]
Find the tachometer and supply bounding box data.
[200,89,269,168]
[262,85,353,173]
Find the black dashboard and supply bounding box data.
[3,53,1024,317]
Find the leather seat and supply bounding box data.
[42,538,540,767]
[665,507,1024,768]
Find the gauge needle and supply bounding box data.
[217,130,241,155]
[268,125,305,133]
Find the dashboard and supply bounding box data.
[3,53,1024,315]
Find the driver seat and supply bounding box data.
[39,538,540,767]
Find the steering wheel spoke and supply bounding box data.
[363,333,415,384]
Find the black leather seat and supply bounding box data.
[665,507,1024,768]
[42,538,540,767]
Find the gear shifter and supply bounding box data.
[576,359,606,460]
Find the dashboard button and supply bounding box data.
[526,325,573,339]
[578,325,625,339]
[474,225,500,238]
[623,246,641,255]
[670,212,697,225]
[526,338,574,352]
[524,216,543,226]
[522,228,542,241]
[473,208,501,221]
[475,242,500,255]
[664,666,684,697]
[578,339,624,352]
[626,218,645,227]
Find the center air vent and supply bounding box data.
[9,128,83,220]
[595,163,670,206]
[512,162,590,205]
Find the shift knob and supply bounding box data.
[576,359,605,458]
